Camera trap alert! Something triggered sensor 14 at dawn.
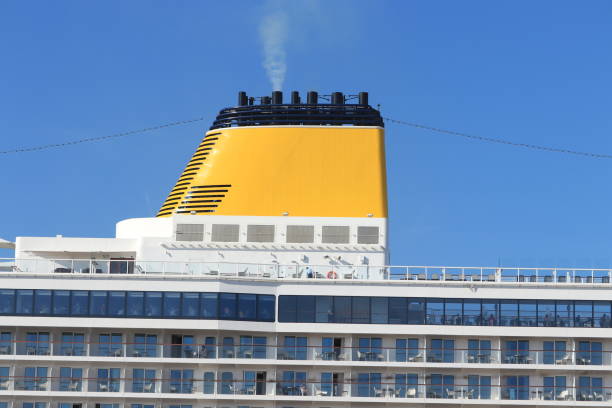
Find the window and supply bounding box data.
[357,226,379,244]
[108,291,125,316]
[426,299,444,325]
[16,290,33,314]
[201,336,216,358]
[577,376,603,401]
[257,294,275,322]
[543,341,567,364]
[428,339,454,363]
[53,290,70,315]
[203,372,215,394]
[23,367,48,391]
[468,375,491,399]
[0,290,14,314]
[0,367,9,390]
[352,297,370,323]
[201,293,218,319]
[333,296,351,323]
[428,374,455,398]
[467,339,491,363]
[395,373,418,398]
[25,332,49,355]
[239,336,267,358]
[357,372,381,397]
[145,292,163,317]
[282,336,307,360]
[577,341,602,365]
[133,368,156,392]
[59,332,84,356]
[543,376,566,400]
[98,333,122,357]
[127,292,144,317]
[504,340,530,364]
[176,224,204,241]
[220,293,236,319]
[97,368,120,392]
[357,337,383,361]
[211,224,239,242]
[70,291,88,316]
[89,291,107,316]
[0,333,10,355]
[395,338,419,362]
[222,337,235,358]
[182,293,199,318]
[219,371,234,394]
[59,367,82,391]
[371,297,388,323]
[133,334,157,358]
[279,371,307,396]
[238,294,256,320]
[247,225,274,242]
[34,290,51,314]
[170,334,194,358]
[503,376,529,400]
[286,225,314,243]
[322,226,349,244]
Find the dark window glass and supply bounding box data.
[315,296,333,323]
[594,301,610,328]
[389,297,407,324]
[575,301,593,327]
[219,293,236,319]
[519,300,536,326]
[482,300,498,326]
[296,296,315,323]
[556,301,573,327]
[201,293,217,319]
[238,294,256,320]
[426,298,444,325]
[53,290,70,315]
[90,291,107,316]
[444,299,462,325]
[181,293,199,318]
[371,297,388,324]
[16,289,33,314]
[127,292,144,317]
[160,292,178,317]
[352,297,370,323]
[34,290,51,315]
[500,300,518,326]
[538,300,555,327]
[71,291,88,316]
[333,296,351,323]
[108,291,125,317]
[0,290,14,314]
[407,298,425,324]
[278,296,296,322]
[144,292,162,317]
[463,299,480,325]
[257,295,275,322]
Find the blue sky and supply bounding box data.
[1,1,612,267]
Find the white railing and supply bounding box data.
[1,258,612,284]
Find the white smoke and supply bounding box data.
[259,11,289,91]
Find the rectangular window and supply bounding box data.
[316,296,333,323]
[238,294,257,320]
[357,226,379,244]
[144,292,163,317]
[246,225,275,242]
[278,295,296,322]
[322,226,349,244]
[161,292,179,317]
[352,297,370,323]
[70,291,88,316]
[370,297,388,324]
[89,291,107,316]
[211,224,240,242]
[181,293,199,318]
[389,297,407,324]
[219,293,237,319]
[201,293,218,319]
[127,292,144,317]
[60,332,84,356]
[286,225,315,243]
[333,297,351,323]
[16,289,33,315]
[34,290,51,315]
[296,296,315,323]
[257,294,275,322]
[0,290,14,314]
[176,224,204,241]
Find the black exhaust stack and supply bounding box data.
[291,91,300,104]
[271,91,283,105]
[359,92,369,106]
[331,92,344,105]
[307,91,318,105]
[238,91,248,106]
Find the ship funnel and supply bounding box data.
[271,91,283,104]
[291,91,300,104]
[307,91,318,105]
[359,92,369,106]
[238,91,248,106]
[331,92,344,105]
[261,96,271,105]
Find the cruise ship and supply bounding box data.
[1,90,611,408]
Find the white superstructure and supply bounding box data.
[1,92,610,408]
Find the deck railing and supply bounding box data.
[1,258,612,284]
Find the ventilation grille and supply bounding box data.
[176,224,204,241]
[247,225,275,243]
[157,133,225,217]
[322,226,350,244]
[286,225,315,243]
[357,226,379,244]
[211,224,240,242]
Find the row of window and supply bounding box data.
[176,223,380,244]
[0,290,274,322]
[279,295,612,327]
[0,369,607,402]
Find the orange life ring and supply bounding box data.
[327,270,338,279]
